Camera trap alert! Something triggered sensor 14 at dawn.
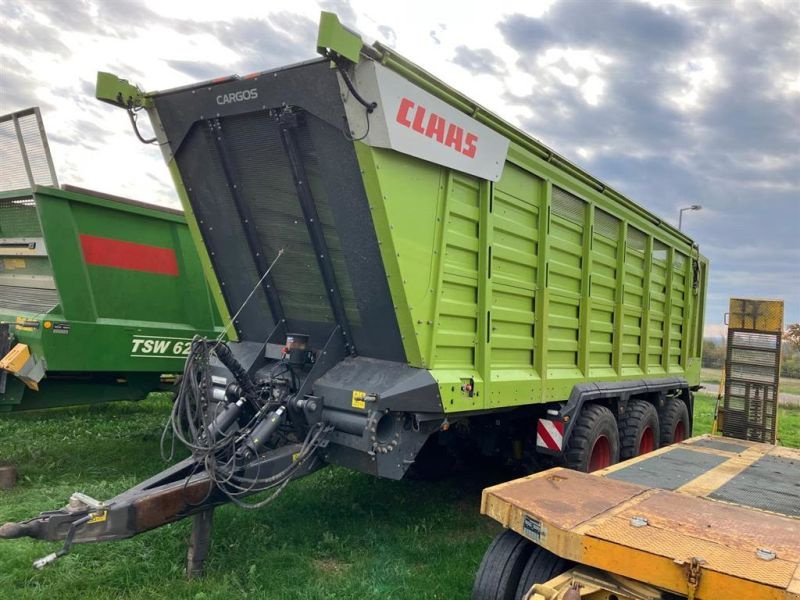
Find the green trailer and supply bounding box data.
[0,108,222,411]
[2,13,708,570]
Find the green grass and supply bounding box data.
[0,393,797,599]
[0,396,500,599]
[691,392,800,446]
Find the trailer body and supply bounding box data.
[0,185,222,411]
[479,435,800,599]
[96,12,707,476]
[147,46,708,407]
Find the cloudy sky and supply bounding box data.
[1,0,798,332]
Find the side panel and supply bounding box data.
[0,192,60,315]
[359,139,706,412]
[487,164,544,408]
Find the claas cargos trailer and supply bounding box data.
[1,13,709,570]
[475,436,800,600]
[0,107,223,411]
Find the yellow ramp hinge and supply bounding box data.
[0,344,44,391]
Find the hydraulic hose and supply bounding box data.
[213,343,257,400]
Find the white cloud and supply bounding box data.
[668,56,719,111]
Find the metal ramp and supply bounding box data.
[719,298,783,443]
[0,106,58,190]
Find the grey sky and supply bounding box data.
[0,0,797,330]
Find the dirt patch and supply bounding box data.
[313,558,352,575]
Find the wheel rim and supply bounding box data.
[638,427,655,455]
[588,435,611,471]
[673,421,686,443]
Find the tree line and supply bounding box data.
[703,323,800,379]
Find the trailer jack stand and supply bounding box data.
[186,508,214,579]
[33,513,92,569]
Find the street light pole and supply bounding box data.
[678,205,702,230]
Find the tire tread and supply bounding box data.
[619,400,660,460]
[473,530,534,600]
[564,404,620,472]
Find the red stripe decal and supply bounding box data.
[79,234,179,276]
[537,420,558,450]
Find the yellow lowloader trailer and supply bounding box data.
[475,434,800,600]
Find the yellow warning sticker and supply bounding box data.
[88,510,108,525]
[351,390,367,410]
[3,258,25,270]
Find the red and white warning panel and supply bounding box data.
[339,61,509,181]
[536,418,564,453]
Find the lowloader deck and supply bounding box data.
[481,435,800,599]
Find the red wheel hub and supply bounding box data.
[673,421,686,443]
[638,427,655,455]
[588,435,611,472]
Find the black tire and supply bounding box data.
[564,404,620,473]
[619,400,660,460]
[514,545,571,600]
[659,397,691,446]
[472,530,534,600]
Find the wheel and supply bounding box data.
[619,400,660,460]
[564,404,620,472]
[472,530,534,600]
[659,397,690,446]
[514,545,571,600]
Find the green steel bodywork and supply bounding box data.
[0,185,222,411]
[321,12,707,412]
[357,144,706,414]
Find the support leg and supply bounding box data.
[186,508,214,579]
[0,463,17,490]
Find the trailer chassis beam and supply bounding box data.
[0,443,322,550]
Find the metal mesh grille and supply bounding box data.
[0,197,41,237]
[175,109,362,342]
[709,455,800,517]
[594,208,620,240]
[552,186,586,224]
[0,108,57,192]
[720,299,783,443]
[220,113,336,324]
[728,298,784,332]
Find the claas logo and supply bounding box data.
[395,97,478,158]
